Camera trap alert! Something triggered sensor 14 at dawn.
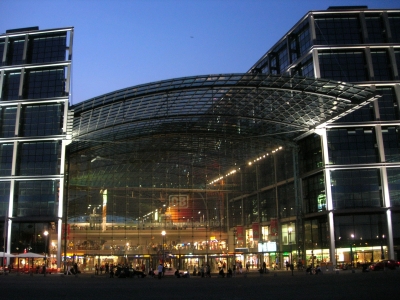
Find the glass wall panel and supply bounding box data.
[20,104,62,136]
[315,16,361,45]
[388,13,400,43]
[242,165,257,193]
[334,214,386,248]
[331,169,382,209]
[278,182,295,218]
[392,213,400,247]
[10,222,48,253]
[0,106,17,137]
[387,168,400,207]
[260,189,277,221]
[17,141,59,175]
[289,19,311,63]
[0,39,4,64]
[6,39,24,65]
[231,199,242,226]
[0,143,13,176]
[366,15,386,43]
[336,102,374,122]
[377,87,398,121]
[0,181,10,217]
[269,40,288,74]
[2,72,21,101]
[277,43,289,74]
[395,51,400,79]
[24,68,65,99]
[371,50,392,81]
[327,128,379,164]
[382,126,400,163]
[27,33,67,64]
[304,217,329,251]
[258,155,275,188]
[14,180,59,217]
[268,54,278,75]
[243,195,258,225]
[298,134,322,175]
[276,149,293,182]
[292,57,314,77]
[302,172,325,214]
[281,223,296,245]
[319,51,368,82]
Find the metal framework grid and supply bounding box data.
[69,73,378,188]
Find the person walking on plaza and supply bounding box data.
[66,263,72,275]
[193,265,197,276]
[262,261,267,273]
[206,263,211,277]
[157,263,163,279]
[109,264,114,278]
[105,262,109,274]
[246,261,250,272]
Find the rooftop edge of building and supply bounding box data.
[5,26,39,34]
[327,6,368,10]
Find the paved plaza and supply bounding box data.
[1,269,399,300]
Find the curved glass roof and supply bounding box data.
[69,73,379,187]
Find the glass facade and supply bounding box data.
[249,7,400,268]
[319,51,368,82]
[28,33,66,64]
[1,7,400,274]
[327,128,379,164]
[21,104,63,136]
[0,27,73,271]
[331,169,382,209]
[366,15,386,43]
[302,173,325,214]
[315,15,362,45]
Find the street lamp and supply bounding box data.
[161,230,166,265]
[233,227,237,276]
[125,243,129,264]
[380,235,385,260]
[51,242,56,268]
[288,226,293,276]
[43,230,49,276]
[350,234,354,268]
[15,247,19,273]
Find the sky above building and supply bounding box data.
[2,0,399,104]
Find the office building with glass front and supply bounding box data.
[249,6,400,269]
[0,26,73,269]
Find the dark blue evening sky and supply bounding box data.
[2,0,399,104]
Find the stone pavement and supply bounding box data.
[1,269,399,300]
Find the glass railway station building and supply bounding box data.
[1,6,400,272]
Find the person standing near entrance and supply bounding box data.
[262,261,267,273]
